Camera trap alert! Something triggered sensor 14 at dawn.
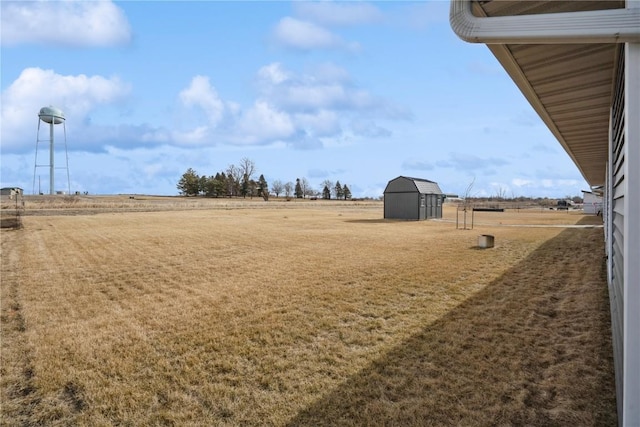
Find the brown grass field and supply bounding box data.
[1,197,616,426]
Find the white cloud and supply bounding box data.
[1,61,409,155]
[313,63,352,84]
[285,83,350,109]
[141,129,171,143]
[236,100,295,144]
[293,2,383,27]
[436,153,509,171]
[294,110,340,137]
[179,76,225,126]
[512,178,534,187]
[143,163,164,179]
[272,17,359,52]
[257,63,291,86]
[287,131,324,150]
[255,63,377,112]
[1,67,131,152]
[165,62,403,149]
[1,1,132,47]
[350,119,391,138]
[172,126,210,146]
[557,179,580,187]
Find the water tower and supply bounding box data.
[33,106,71,195]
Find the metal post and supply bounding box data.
[49,121,54,195]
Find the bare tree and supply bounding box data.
[284,181,294,198]
[463,176,476,208]
[271,180,284,197]
[300,177,312,198]
[226,164,242,196]
[303,179,316,198]
[239,157,256,181]
[494,185,507,200]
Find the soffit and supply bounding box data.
[474,1,625,186]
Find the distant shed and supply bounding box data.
[384,176,444,220]
[582,190,603,215]
[0,187,23,200]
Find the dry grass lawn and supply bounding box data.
[1,199,616,426]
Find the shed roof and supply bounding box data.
[385,176,443,195]
[450,0,639,186]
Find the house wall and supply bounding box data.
[384,192,444,220]
[384,192,420,220]
[622,36,640,427]
[607,46,625,423]
[606,38,640,427]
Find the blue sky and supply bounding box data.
[1,1,588,198]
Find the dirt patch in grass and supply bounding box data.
[0,203,614,425]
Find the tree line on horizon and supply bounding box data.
[176,158,352,200]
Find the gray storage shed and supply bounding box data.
[384,176,444,220]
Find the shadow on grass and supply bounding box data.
[344,219,392,224]
[288,226,616,426]
[344,219,437,224]
[576,215,604,226]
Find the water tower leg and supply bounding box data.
[49,122,54,195]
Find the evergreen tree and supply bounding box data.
[177,168,200,196]
[214,173,226,197]
[321,179,334,195]
[322,185,331,199]
[334,181,344,199]
[258,174,269,200]
[198,175,208,196]
[201,176,216,197]
[241,173,250,198]
[217,172,228,197]
[343,184,351,200]
[249,179,258,198]
[295,178,303,198]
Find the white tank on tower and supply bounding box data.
[33,106,70,195]
[38,106,65,124]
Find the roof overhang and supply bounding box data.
[450,0,640,186]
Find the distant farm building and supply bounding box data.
[582,190,603,215]
[384,176,444,220]
[0,187,23,200]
